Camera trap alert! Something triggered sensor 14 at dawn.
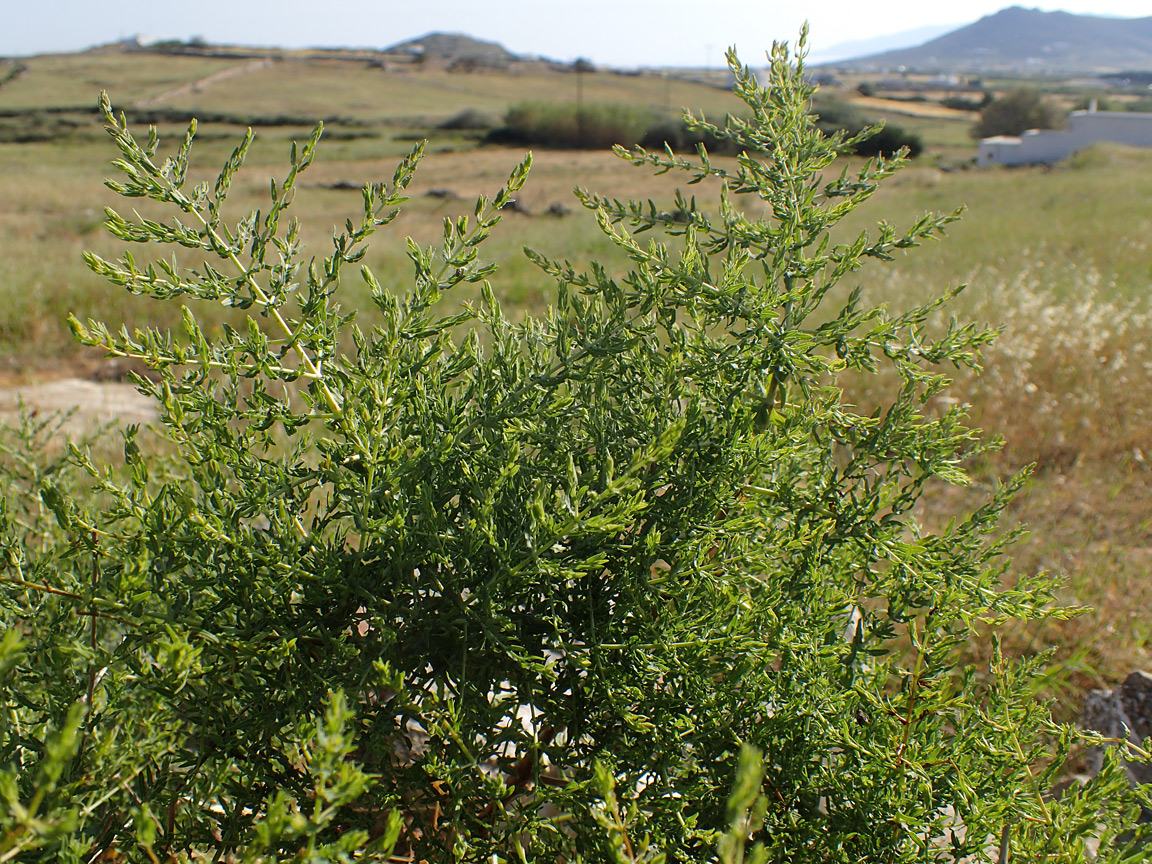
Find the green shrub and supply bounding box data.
[941,92,992,112]
[490,100,657,149]
[0,111,84,144]
[973,87,1065,139]
[811,95,866,133]
[638,116,744,155]
[812,97,924,158]
[854,123,924,158]
[121,107,364,127]
[438,107,501,131]
[1,33,1147,863]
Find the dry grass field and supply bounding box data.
[2,45,1151,718]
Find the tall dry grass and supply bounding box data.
[972,268,1152,711]
[963,261,1151,473]
[857,261,1152,716]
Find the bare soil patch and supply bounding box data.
[0,373,156,432]
[131,58,273,108]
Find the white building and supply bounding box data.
[978,106,1152,166]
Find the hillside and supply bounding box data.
[806,23,959,65]
[832,6,1152,73]
[0,46,742,130]
[381,32,522,68]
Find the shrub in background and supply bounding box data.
[812,96,923,157]
[973,87,1065,139]
[941,92,993,112]
[811,94,867,135]
[438,107,501,131]
[638,116,743,155]
[852,123,924,158]
[0,111,84,144]
[489,100,657,149]
[490,102,746,155]
[0,32,1147,863]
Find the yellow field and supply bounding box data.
[850,94,977,120]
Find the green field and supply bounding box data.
[2,46,1152,713]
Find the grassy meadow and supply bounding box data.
[2,45,1151,717]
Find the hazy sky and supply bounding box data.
[3,1,1151,67]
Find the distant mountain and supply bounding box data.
[382,32,521,66]
[830,6,1152,73]
[807,23,960,66]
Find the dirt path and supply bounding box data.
[132,58,273,108]
[0,376,157,433]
